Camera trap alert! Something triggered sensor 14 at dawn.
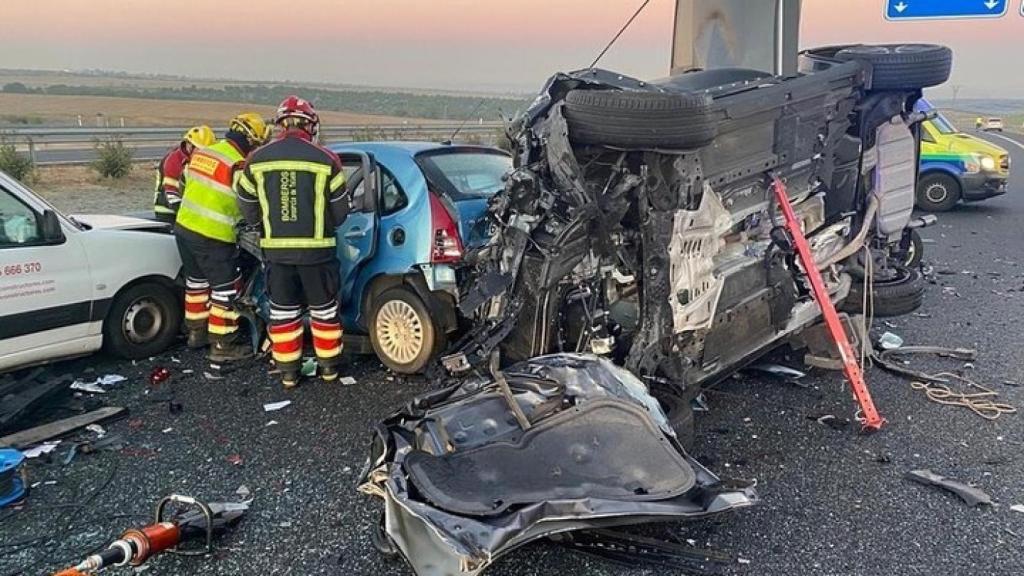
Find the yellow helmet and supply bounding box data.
[183,125,216,148]
[229,113,271,147]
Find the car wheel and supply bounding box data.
[834,44,952,90]
[649,385,695,451]
[103,282,181,359]
[563,89,717,150]
[897,229,924,268]
[843,267,924,318]
[369,286,444,374]
[915,173,960,212]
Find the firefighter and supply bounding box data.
[175,113,270,360]
[235,96,349,389]
[153,125,215,224]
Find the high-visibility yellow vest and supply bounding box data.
[175,140,244,243]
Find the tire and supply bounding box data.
[899,229,924,268]
[369,286,445,374]
[103,282,181,359]
[915,172,960,212]
[650,386,695,451]
[835,44,952,90]
[563,89,716,150]
[843,267,924,318]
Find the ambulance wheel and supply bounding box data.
[370,287,445,374]
[104,281,182,359]
[916,173,960,212]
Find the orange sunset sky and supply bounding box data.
[0,0,1020,97]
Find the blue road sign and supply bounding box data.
[885,0,1008,20]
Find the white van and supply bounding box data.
[0,170,183,373]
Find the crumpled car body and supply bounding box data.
[359,354,757,576]
[443,49,932,400]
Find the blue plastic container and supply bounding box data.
[0,448,26,508]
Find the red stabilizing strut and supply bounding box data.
[771,176,885,431]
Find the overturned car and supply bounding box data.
[362,44,952,574]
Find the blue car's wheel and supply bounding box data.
[370,286,443,374]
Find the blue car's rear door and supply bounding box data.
[336,152,379,307]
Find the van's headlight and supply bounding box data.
[980,156,997,171]
[965,156,981,173]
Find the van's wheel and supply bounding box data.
[369,286,445,374]
[843,267,925,318]
[834,44,952,90]
[650,385,696,451]
[563,89,717,150]
[103,282,181,359]
[916,173,960,212]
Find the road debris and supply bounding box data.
[0,449,27,507]
[877,332,904,350]
[265,420,279,427]
[85,423,106,437]
[745,363,806,380]
[226,454,244,466]
[0,406,126,449]
[71,373,128,394]
[905,469,992,507]
[263,400,292,412]
[21,440,61,458]
[0,369,73,431]
[236,485,251,498]
[808,414,850,430]
[1010,504,1024,514]
[150,366,171,385]
[338,376,357,386]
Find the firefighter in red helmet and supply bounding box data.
[235,96,350,389]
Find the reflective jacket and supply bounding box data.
[154,146,189,216]
[235,130,350,265]
[176,139,246,244]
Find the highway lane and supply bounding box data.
[33,144,167,165]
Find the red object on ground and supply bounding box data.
[771,176,885,431]
[150,367,171,385]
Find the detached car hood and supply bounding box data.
[360,354,757,576]
[70,214,170,231]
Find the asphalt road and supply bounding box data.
[3,133,1024,576]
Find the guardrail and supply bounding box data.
[0,123,507,165]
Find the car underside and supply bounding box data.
[362,43,952,575]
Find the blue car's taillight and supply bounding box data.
[429,192,464,264]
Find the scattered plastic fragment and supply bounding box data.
[339,376,357,386]
[182,369,194,375]
[150,367,171,385]
[877,332,904,350]
[263,401,292,412]
[265,420,279,427]
[738,558,751,565]
[1010,504,1024,514]
[85,424,106,437]
[203,371,225,381]
[22,441,61,459]
[226,454,244,466]
[70,380,106,394]
[301,358,317,377]
[162,427,173,434]
[236,485,251,498]
[691,393,710,413]
[808,414,849,430]
[905,469,992,507]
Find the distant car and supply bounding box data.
[249,142,512,374]
[915,100,1010,211]
[0,171,184,373]
[983,117,1004,132]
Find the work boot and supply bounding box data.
[281,370,301,390]
[320,363,339,383]
[207,340,252,364]
[186,329,209,350]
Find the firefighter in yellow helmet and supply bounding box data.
[153,125,215,224]
[175,113,270,360]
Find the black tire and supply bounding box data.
[650,386,695,451]
[916,172,960,212]
[835,44,952,90]
[369,286,445,374]
[899,229,924,268]
[563,89,716,150]
[843,267,924,318]
[103,282,181,359]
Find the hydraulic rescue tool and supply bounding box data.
[771,175,885,431]
[52,495,248,575]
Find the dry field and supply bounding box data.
[27,164,154,214]
[0,93,434,127]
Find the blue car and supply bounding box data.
[260,142,511,373]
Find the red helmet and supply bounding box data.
[274,95,319,134]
